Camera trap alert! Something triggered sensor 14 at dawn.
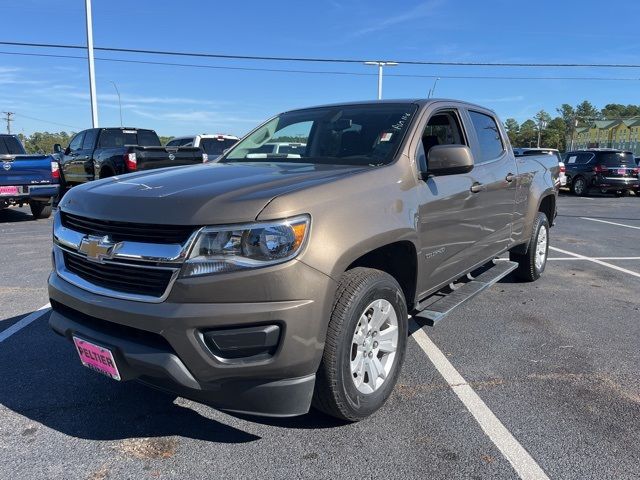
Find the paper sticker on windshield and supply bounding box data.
[568,155,577,164]
[379,132,393,142]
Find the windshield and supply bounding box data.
[599,152,635,166]
[223,103,417,166]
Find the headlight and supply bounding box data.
[180,215,310,278]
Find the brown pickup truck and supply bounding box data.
[48,99,559,421]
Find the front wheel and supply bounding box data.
[510,212,549,282]
[312,267,408,421]
[29,200,52,219]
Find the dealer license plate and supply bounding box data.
[72,336,121,381]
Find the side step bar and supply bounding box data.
[414,260,518,326]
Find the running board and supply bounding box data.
[414,260,518,326]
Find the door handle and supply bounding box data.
[505,173,516,183]
[470,182,485,193]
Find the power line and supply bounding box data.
[1,50,639,82]
[13,113,81,130]
[2,40,640,69]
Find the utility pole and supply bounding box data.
[537,119,547,148]
[364,61,398,100]
[2,112,14,134]
[85,0,99,127]
[569,118,578,150]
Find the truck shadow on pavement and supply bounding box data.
[0,314,260,444]
[0,207,36,224]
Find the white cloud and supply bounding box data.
[350,0,443,37]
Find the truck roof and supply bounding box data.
[282,98,497,115]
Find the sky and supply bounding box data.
[1,0,639,137]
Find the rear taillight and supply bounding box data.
[559,164,566,173]
[124,152,137,171]
[593,164,607,173]
[51,160,60,180]
[632,167,639,175]
[202,152,209,163]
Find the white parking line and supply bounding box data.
[411,322,550,480]
[0,304,51,343]
[580,217,640,230]
[549,257,640,261]
[549,246,640,279]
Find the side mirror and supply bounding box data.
[53,143,62,154]
[424,145,474,177]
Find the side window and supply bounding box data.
[69,132,85,151]
[468,111,504,163]
[419,110,466,172]
[576,153,593,164]
[82,129,97,150]
[98,130,124,148]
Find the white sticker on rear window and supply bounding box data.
[123,130,137,134]
[568,156,577,164]
[380,132,393,142]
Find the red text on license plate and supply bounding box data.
[0,186,19,195]
[72,337,121,380]
[617,168,626,175]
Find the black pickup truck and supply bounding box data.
[54,128,204,187]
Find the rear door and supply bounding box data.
[461,109,517,264]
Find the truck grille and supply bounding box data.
[60,211,196,244]
[63,251,175,298]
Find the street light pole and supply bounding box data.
[85,0,98,127]
[110,81,123,127]
[364,61,398,100]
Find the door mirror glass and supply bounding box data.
[426,145,474,177]
[53,143,62,154]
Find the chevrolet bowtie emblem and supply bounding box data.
[78,235,121,263]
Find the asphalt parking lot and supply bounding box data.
[1,193,639,480]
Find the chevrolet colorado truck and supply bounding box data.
[0,134,59,219]
[48,100,558,421]
[54,127,205,189]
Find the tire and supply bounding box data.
[29,200,52,219]
[615,190,629,197]
[571,176,587,196]
[510,212,549,282]
[312,267,408,421]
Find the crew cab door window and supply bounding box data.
[418,110,467,172]
[468,111,504,163]
[82,129,98,150]
[69,132,85,151]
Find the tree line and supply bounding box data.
[504,102,640,151]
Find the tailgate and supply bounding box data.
[135,147,204,171]
[0,154,54,186]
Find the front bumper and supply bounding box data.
[48,259,336,417]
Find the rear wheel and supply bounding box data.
[571,176,587,196]
[312,267,408,421]
[510,212,549,282]
[29,200,52,219]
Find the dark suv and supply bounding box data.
[564,149,639,196]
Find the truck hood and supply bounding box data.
[59,162,365,225]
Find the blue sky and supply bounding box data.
[1,0,639,137]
